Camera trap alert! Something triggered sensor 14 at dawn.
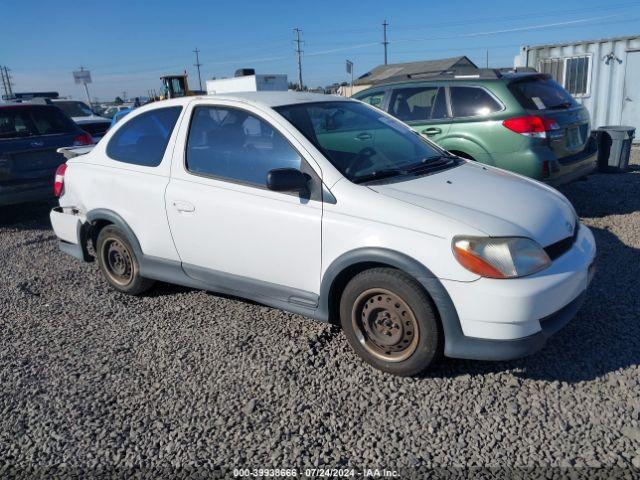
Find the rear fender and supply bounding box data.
[85,208,144,258]
[439,136,493,164]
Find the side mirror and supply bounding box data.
[267,168,309,193]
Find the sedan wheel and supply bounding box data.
[352,288,419,362]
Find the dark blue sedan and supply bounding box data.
[0,104,93,206]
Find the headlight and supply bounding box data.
[453,236,551,279]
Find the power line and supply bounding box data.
[193,48,203,91]
[382,19,389,65]
[392,13,625,44]
[392,0,640,31]
[293,27,304,90]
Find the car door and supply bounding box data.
[165,100,323,307]
[386,84,450,143]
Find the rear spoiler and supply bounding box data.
[57,145,95,160]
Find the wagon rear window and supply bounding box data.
[0,106,76,139]
[508,76,577,110]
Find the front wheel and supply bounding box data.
[340,268,442,376]
[96,225,154,295]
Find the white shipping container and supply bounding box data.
[518,35,640,141]
[206,74,288,95]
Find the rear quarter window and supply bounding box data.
[450,87,502,118]
[106,107,182,167]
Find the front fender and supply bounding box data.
[317,247,466,357]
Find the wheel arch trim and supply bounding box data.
[317,247,465,356]
[86,209,144,258]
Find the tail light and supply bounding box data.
[502,116,560,139]
[542,160,550,178]
[54,163,67,197]
[73,132,94,146]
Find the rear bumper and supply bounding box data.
[0,182,53,207]
[545,145,598,187]
[485,140,597,186]
[50,207,92,262]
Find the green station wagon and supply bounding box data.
[353,70,597,186]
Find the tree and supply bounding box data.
[287,82,307,92]
[114,96,124,105]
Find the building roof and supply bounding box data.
[354,56,478,86]
[523,34,640,50]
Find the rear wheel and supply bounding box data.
[96,225,154,295]
[339,268,441,376]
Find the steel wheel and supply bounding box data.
[100,237,134,287]
[351,288,420,362]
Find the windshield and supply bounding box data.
[508,76,577,110]
[55,101,95,117]
[275,101,449,183]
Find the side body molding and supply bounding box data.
[84,209,320,316]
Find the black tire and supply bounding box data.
[339,268,442,376]
[95,225,154,295]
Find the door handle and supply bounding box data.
[355,132,373,141]
[173,200,195,213]
[421,127,442,136]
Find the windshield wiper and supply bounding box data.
[548,101,573,110]
[405,155,454,173]
[352,168,405,184]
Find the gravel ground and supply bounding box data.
[1,150,639,478]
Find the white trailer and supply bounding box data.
[206,74,288,95]
[517,35,640,141]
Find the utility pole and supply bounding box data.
[193,48,203,91]
[382,20,389,65]
[486,49,489,68]
[293,27,304,91]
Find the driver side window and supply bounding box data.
[186,106,302,188]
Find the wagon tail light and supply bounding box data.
[502,116,560,139]
[73,132,94,146]
[54,163,67,197]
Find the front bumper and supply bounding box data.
[443,289,588,361]
[441,224,596,361]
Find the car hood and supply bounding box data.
[368,162,577,247]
